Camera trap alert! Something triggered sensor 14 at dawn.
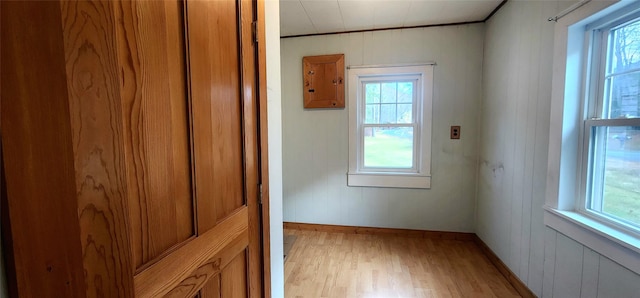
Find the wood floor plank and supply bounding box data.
[284,229,521,298]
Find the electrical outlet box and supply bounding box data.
[451,126,461,139]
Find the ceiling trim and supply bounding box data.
[280,20,484,39]
[280,0,510,39]
[484,0,509,22]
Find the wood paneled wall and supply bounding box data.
[478,1,640,297]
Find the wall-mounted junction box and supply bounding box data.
[302,54,345,109]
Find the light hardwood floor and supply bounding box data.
[284,229,521,298]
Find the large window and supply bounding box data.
[583,11,640,236]
[545,0,640,275]
[347,64,433,188]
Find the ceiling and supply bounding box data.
[280,0,504,37]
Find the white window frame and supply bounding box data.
[545,0,640,275]
[347,64,433,189]
[580,9,640,238]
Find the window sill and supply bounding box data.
[543,206,640,274]
[347,173,431,189]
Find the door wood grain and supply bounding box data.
[60,0,136,296]
[134,208,248,297]
[187,0,246,235]
[115,0,194,270]
[1,1,88,296]
[1,0,268,296]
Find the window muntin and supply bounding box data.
[584,15,640,234]
[364,81,414,124]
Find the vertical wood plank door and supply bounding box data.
[1,0,265,297]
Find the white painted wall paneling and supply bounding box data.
[478,1,640,297]
[281,24,484,232]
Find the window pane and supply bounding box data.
[608,19,640,74]
[365,83,380,103]
[605,73,640,119]
[380,104,396,124]
[364,127,414,168]
[397,103,413,123]
[365,104,380,124]
[603,18,640,119]
[381,82,397,103]
[397,82,413,103]
[589,126,640,227]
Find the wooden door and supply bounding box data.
[0,0,268,297]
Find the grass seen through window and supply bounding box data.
[601,128,640,226]
[364,127,413,168]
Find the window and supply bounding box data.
[583,10,640,236]
[347,64,433,188]
[545,0,640,275]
